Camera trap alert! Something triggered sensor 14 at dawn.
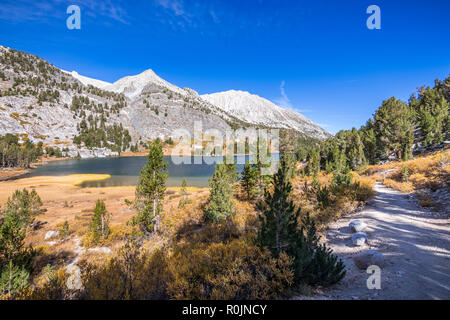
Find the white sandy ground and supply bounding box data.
[293,183,450,300]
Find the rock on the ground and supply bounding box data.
[88,247,112,254]
[353,250,386,269]
[66,264,82,290]
[352,232,368,246]
[45,230,60,240]
[349,219,367,233]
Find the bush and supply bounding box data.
[167,240,293,300]
[383,178,414,193]
[316,186,332,209]
[81,240,171,300]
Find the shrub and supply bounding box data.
[383,178,414,193]
[81,240,171,300]
[166,240,293,300]
[58,221,70,241]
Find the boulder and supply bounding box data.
[66,264,82,290]
[353,250,386,269]
[349,219,367,233]
[45,230,59,240]
[352,232,368,246]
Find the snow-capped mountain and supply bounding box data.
[201,90,330,139]
[77,70,330,138]
[62,70,111,89]
[104,69,188,98]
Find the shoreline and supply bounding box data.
[0,147,275,181]
[0,155,73,181]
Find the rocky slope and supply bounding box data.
[0,45,331,157]
[0,46,132,157]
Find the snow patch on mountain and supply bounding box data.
[105,69,188,98]
[201,90,331,138]
[62,70,111,89]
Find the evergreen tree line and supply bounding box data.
[0,134,43,168]
[0,134,67,169]
[73,119,132,153]
[300,77,450,174]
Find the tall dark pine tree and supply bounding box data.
[258,156,345,286]
[257,157,299,256]
[133,140,168,233]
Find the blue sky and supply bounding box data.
[0,0,449,134]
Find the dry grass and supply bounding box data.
[383,178,414,193]
[362,149,450,194]
[290,171,375,230]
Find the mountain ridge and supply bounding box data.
[0,45,331,158]
[65,68,331,139]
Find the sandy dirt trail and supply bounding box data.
[306,183,450,300]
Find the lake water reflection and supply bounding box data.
[25,155,279,188]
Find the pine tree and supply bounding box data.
[374,97,414,160]
[240,161,258,200]
[257,157,300,256]
[290,214,346,286]
[0,209,26,262]
[0,260,29,296]
[133,140,168,233]
[178,178,191,208]
[204,163,234,223]
[251,136,272,196]
[305,147,320,177]
[413,85,449,146]
[258,156,345,286]
[181,178,187,202]
[283,153,297,179]
[0,189,41,262]
[5,189,42,227]
[347,128,366,169]
[225,159,239,185]
[60,221,70,241]
[331,149,353,187]
[89,200,110,243]
[360,120,377,164]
